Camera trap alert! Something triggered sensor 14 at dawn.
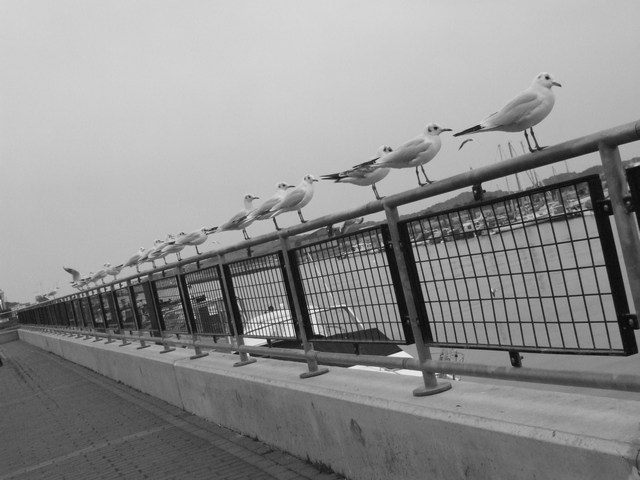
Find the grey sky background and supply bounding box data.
[2,1,640,302]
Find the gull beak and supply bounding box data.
[553,81,562,87]
[441,128,453,133]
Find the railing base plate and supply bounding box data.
[190,353,209,360]
[300,368,329,379]
[412,382,452,397]
[234,358,257,367]
[159,348,176,354]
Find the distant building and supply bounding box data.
[0,289,5,311]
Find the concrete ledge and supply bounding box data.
[0,328,19,344]
[18,329,640,480]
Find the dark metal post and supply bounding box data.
[218,254,256,367]
[383,204,451,396]
[278,236,329,379]
[599,142,640,316]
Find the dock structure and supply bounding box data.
[7,121,640,479]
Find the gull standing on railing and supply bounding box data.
[90,266,109,285]
[160,237,186,262]
[175,227,209,255]
[123,247,145,272]
[370,123,451,186]
[454,72,561,152]
[245,182,295,225]
[206,194,260,240]
[320,145,393,200]
[147,235,175,265]
[268,174,318,230]
[104,263,124,280]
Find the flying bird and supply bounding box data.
[206,194,260,240]
[370,123,451,186]
[268,174,318,230]
[63,266,82,282]
[175,227,209,255]
[321,146,393,200]
[246,183,295,223]
[453,72,561,152]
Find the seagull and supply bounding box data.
[321,146,393,200]
[268,174,318,230]
[90,267,108,285]
[63,266,82,283]
[105,263,124,280]
[175,227,209,255]
[246,183,295,223]
[161,239,186,262]
[370,124,451,186]
[206,194,260,240]
[123,247,146,272]
[147,235,174,265]
[453,72,561,152]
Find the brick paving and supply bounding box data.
[0,341,346,480]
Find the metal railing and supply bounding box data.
[16,120,640,396]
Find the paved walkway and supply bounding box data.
[0,341,346,480]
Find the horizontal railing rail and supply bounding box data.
[16,120,640,396]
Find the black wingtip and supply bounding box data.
[320,173,341,182]
[453,124,483,137]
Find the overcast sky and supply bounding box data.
[2,0,640,303]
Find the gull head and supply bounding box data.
[534,72,561,89]
[277,182,295,190]
[376,145,393,155]
[244,193,260,202]
[303,174,319,184]
[425,123,453,136]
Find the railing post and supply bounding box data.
[383,204,451,396]
[278,236,329,379]
[599,142,640,316]
[218,254,256,367]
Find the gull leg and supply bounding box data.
[272,217,281,231]
[415,167,424,186]
[195,245,201,255]
[242,228,251,240]
[420,165,433,185]
[372,184,383,200]
[524,130,535,153]
[298,209,307,223]
[530,128,546,151]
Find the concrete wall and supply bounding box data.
[0,328,18,344]
[18,329,640,480]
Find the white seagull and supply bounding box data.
[206,194,260,240]
[105,263,124,280]
[371,124,451,186]
[123,247,146,272]
[63,266,82,283]
[161,239,186,262]
[90,267,108,285]
[246,183,295,223]
[454,72,561,152]
[175,227,209,255]
[268,174,318,230]
[321,146,393,200]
